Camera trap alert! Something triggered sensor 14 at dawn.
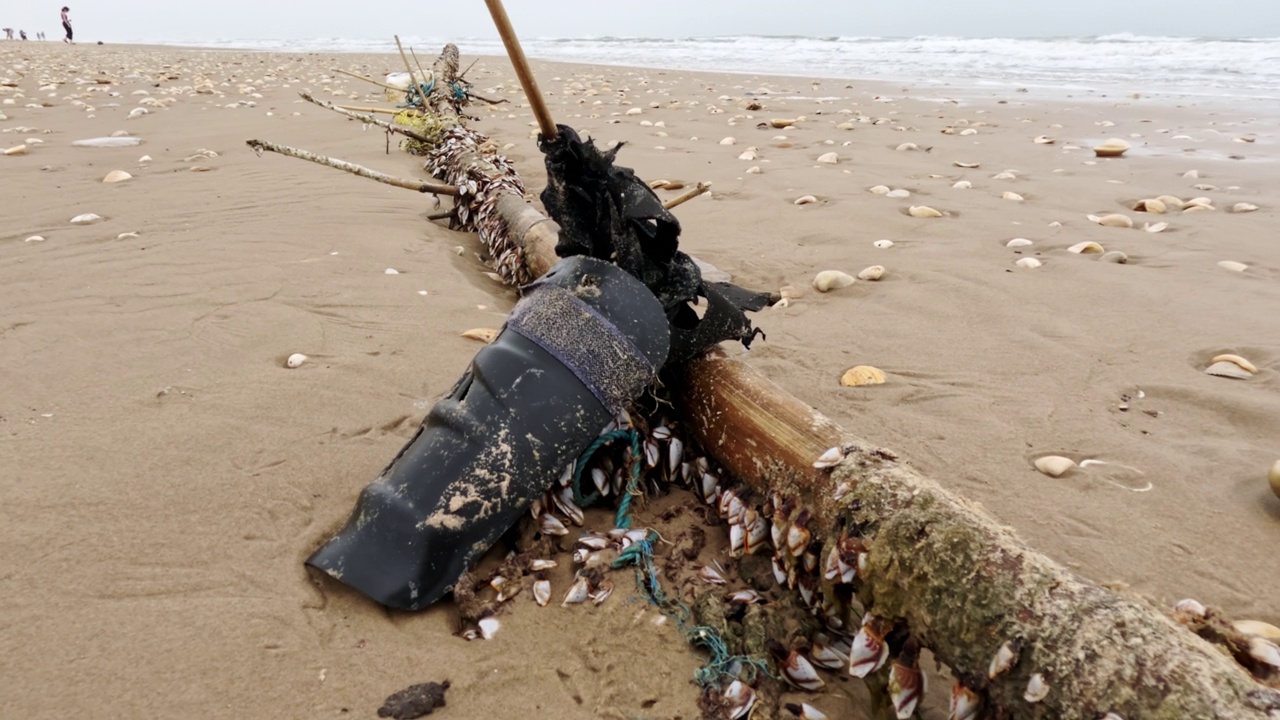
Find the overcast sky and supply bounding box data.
[6,1,1277,42]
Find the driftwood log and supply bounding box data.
[254,43,1280,720]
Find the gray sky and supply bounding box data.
[7,1,1277,42]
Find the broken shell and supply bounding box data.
[1217,260,1248,272]
[857,265,885,281]
[813,270,855,292]
[1133,198,1166,213]
[841,365,886,387]
[70,213,105,225]
[1144,222,1169,233]
[530,559,557,571]
[813,446,846,469]
[1204,361,1253,380]
[1232,202,1259,213]
[478,615,500,640]
[873,239,895,249]
[532,579,551,607]
[794,195,819,206]
[1006,238,1033,248]
[949,683,980,720]
[285,353,308,369]
[1068,241,1105,254]
[1270,460,1280,499]
[1024,673,1050,702]
[723,680,756,720]
[461,328,499,343]
[1100,251,1129,264]
[1002,191,1025,201]
[988,641,1019,679]
[908,205,944,218]
[1094,138,1131,157]
[102,170,132,183]
[1212,354,1258,374]
[1237,620,1280,641]
[1089,213,1134,228]
[1015,257,1043,269]
[1034,455,1077,477]
[817,152,839,164]
[1173,598,1207,617]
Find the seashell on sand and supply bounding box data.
[1156,195,1185,211]
[1015,257,1043,269]
[840,365,886,387]
[462,328,499,344]
[24,235,45,243]
[285,353,308,368]
[719,137,736,146]
[954,161,980,168]
[952,180,972,189]
[1133,198,1166,213]
[895,142,918,152]
[738,149,758,161]
[102,170,132,183]
[1094,138,1131,157]
[869,185,891,195]
[794,195,819,206]
[873,239,895,249]
[885,188,910,199]
[813,270,855,292]
[1270,461,1280,500]
[1006,238,1033,248]
[746,166,762,174]
[1217,260,1248,272]
[770,118,795,128]
[1232,202,1258,213]
[1144,222,1169,233]
[1002,191,1024,202]
[4,144,30,156]
[70,213,104,225]
[1204,361,1252,380]
[1088,213,1134,228]
[1211,354,1258,374]
[1100,251,1129,264]
[992,171,1018,181]
[857,265,885,281]
[1068,241,1105,254]
[817,152,839,164]
[1034,456,1076,477]
[908,205,944,218]
[1034,135,1055,144]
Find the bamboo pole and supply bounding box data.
[245,139,459,196]
[483,0,558,140]
[662,181,712,210]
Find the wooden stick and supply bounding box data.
[409,46,431,88]
[662,181,711,210]
[483,0,557,140]
[336,104,416,116]
[302,93,433,144]
[330,68,401,93]
[245,139,459,196]
[394,35,425,106]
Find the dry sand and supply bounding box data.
[2,41,1278,719]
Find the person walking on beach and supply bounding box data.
[61,7,72,44]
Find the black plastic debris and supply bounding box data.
[378,680,451,719]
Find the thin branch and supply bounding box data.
[300,92,433,144]
[330,68,401,94]
[394,35,426,106]
[468,92,509,105]
[662,181,712,210]
[336,104,413,116]
[245,139,459,196]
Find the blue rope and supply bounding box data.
[571,429,642,529]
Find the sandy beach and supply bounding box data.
[2,40,1278,719]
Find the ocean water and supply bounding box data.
[153,34,1280,101]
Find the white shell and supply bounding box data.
[858,265,885,281]
[1173,598,1207,617]
[102,170,133,183]
[817,152,839,164]
[719,137,736,145]
[908,205,944,218]
[1002,191,1025,201]
[1006,238,1033,248]
[1232,202,1259,213]
[813,270,856,292]
[478,616,500,640]
[1024,673,1050,702]
[24,235,45,243]
[1094,138,1131,157]
[794,195,819,205]
[1144,222,1169,233]
[1100,251,1129,264]
[988,641,1017,679]
[813,446,846,469]
[953,180,972,189]
[286,353,308,368]
[1089,213,1134,228]
[1034,135,1055,144]
[3,144,29,156]
[873,239,895,249]
[895,142,918,151]
[1204,361,1253,380]
[886,188,911,198]
[1211,354,1258,374]
[1034,455,1076,477]
[70,213,104,225]
[1068,241,1105,254]
[869,185,892,195]
[1248,638,1280,669]
[1015,257,1042,269]
[1217,260,1248,272]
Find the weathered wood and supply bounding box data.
[245,139,459,196]
[483,0,558,140]
[301,92,434,145]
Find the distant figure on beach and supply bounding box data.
[20,29,27,40]
[61,6,72,44]
[3,28,13,40]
